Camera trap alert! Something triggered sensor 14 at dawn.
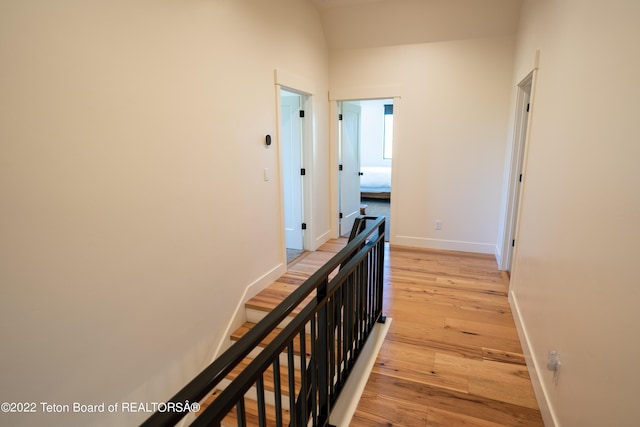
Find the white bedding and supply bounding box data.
[360,166,391,192]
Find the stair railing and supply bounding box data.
[142,216,385,427]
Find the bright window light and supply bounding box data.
[383,104,393,159]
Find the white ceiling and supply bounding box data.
[309,0,523,50]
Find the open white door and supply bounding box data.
[502,72,534,273]
[340,102,362,237]
[281,90,304,250]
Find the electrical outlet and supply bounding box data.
[435,220,442,230]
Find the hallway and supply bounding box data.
[239,237,543,426]
[352,245,542,426]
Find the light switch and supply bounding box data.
[264,168,270,181]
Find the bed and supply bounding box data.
[360,166,391,199]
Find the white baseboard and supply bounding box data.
[494,244,503,267]
[314,229,331,251]
[509,291,557,427]
[210,262,287,362]
[391,235,495,254]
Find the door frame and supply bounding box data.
[329,90,401,241]
[275,82,314,261]
[280,89,306,251]
[499,70,537,273]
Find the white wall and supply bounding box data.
[507,0,640,425]
[0,1,329,426]
[330,36,516,253]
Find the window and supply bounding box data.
[383,104,393,159]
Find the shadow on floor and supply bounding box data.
[286,248,305,264]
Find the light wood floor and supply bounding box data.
[212,240,543,426]
[350,244,543,426]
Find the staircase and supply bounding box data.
[199,239,347,426]
[142,216,386,427]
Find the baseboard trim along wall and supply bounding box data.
[209,262,287,363]
[392,235,495,254]
[494,244,503,267]
[314,229,331,251]
[509,291,557,427]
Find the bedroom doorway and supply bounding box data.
[338,99,393,241]
[280,88,308,262]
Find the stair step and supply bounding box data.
[198,237,350,425]
[286,250,336,275]
[231,321,348,373]
[244,281,316,316]
[316,237,349,254]
[198,355,302,415]
[244,238,347,318]
[245,271,341,318]
[231,322,312,358]
[199,389,291,427]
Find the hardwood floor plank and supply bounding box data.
[370,341,461,392]
[432,352,538,408]
[481,347,526,365]
[385,319,484,360]
[442,318,523,353]
[351,389,429,427]
[434,276,508,295]
[466,358,539,410]
[426,407,506,427]
[354,373,543,427]
[389,285,511,316]
[382,298,513,328]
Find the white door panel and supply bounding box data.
[281,93,303,250]
[340,102,361,237]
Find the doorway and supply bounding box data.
[338,99,393,240]
[502,72,534,273]
[280,88,307,262]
